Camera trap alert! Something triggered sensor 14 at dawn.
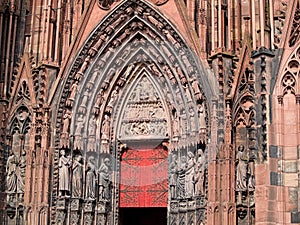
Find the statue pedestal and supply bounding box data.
[96,200,109,224]
[83,200,95,225]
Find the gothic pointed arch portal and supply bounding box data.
[52,0,216,224]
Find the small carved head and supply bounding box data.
[60,149,65,156]
[187,151,194,159]
[238,145,245,152]
[197,148,203,156]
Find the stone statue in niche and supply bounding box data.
[179,50,194,73]
[113,28,131,47]
[248,161,255,192]
[17,150,26,195]
[142,12,164,29]
[79,89,90,113]
[94,90,104,115]
[74,114,85,150]
[162,29,181,50]
[98,47,115,67]
[189,108,196,134]
[101,114,110,141]
[191,77,202,101]
[163,65,176,84]
[161,45,175,63]
[172,110,179,139]
[148,46,163,63]
[88,34,107,57]
[184,85,192,102]
[185,151,196,198]
[194,149,205,196]
[145,27,161,44]
[72,155,83,198]
[177,156,186,199]
[102,68,115,90]
[88,116,96,152]
[236,145,248,192]
[69,80,79,100]
[61,110,72,148]
[180,110,187,136]
[106,14,128,35]
[98,158,111,200]
[85,156,96,200]
[106,89,118,112]
[149,62,161,77]
[175,65,187,85]
[87,69,99,89]
[169,153,178,199]
[6,152,17,193]
[198,103,206,129]
[58,150,72,197]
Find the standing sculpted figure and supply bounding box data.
[169,154,178,199]
[72,155,83,198]
[85,156,96,200]
[236,145,248,191]
[185,151,196,198]
[98,158,111,200]
[58,150,72,197]
[17,150,26,194]
[101,114,110,140]
[194,149,205,195]
[177,156,186,199]
[74,114,85,150]
[6,152,17,193]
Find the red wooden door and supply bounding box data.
[120,147,168,207]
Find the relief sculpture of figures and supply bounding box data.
[236,145,248,192]
[72,155,83,198]
[98,158,111,200]
[169,154,178,199]
[194,149,205,196]
[58,150,72,197]
[85,156,96,200]
[185,151,196,198]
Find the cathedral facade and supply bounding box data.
[0,0,299,224]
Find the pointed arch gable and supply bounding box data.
[50,1,216,224]
[8,53,37,114]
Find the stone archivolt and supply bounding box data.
[51,1,210,224]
